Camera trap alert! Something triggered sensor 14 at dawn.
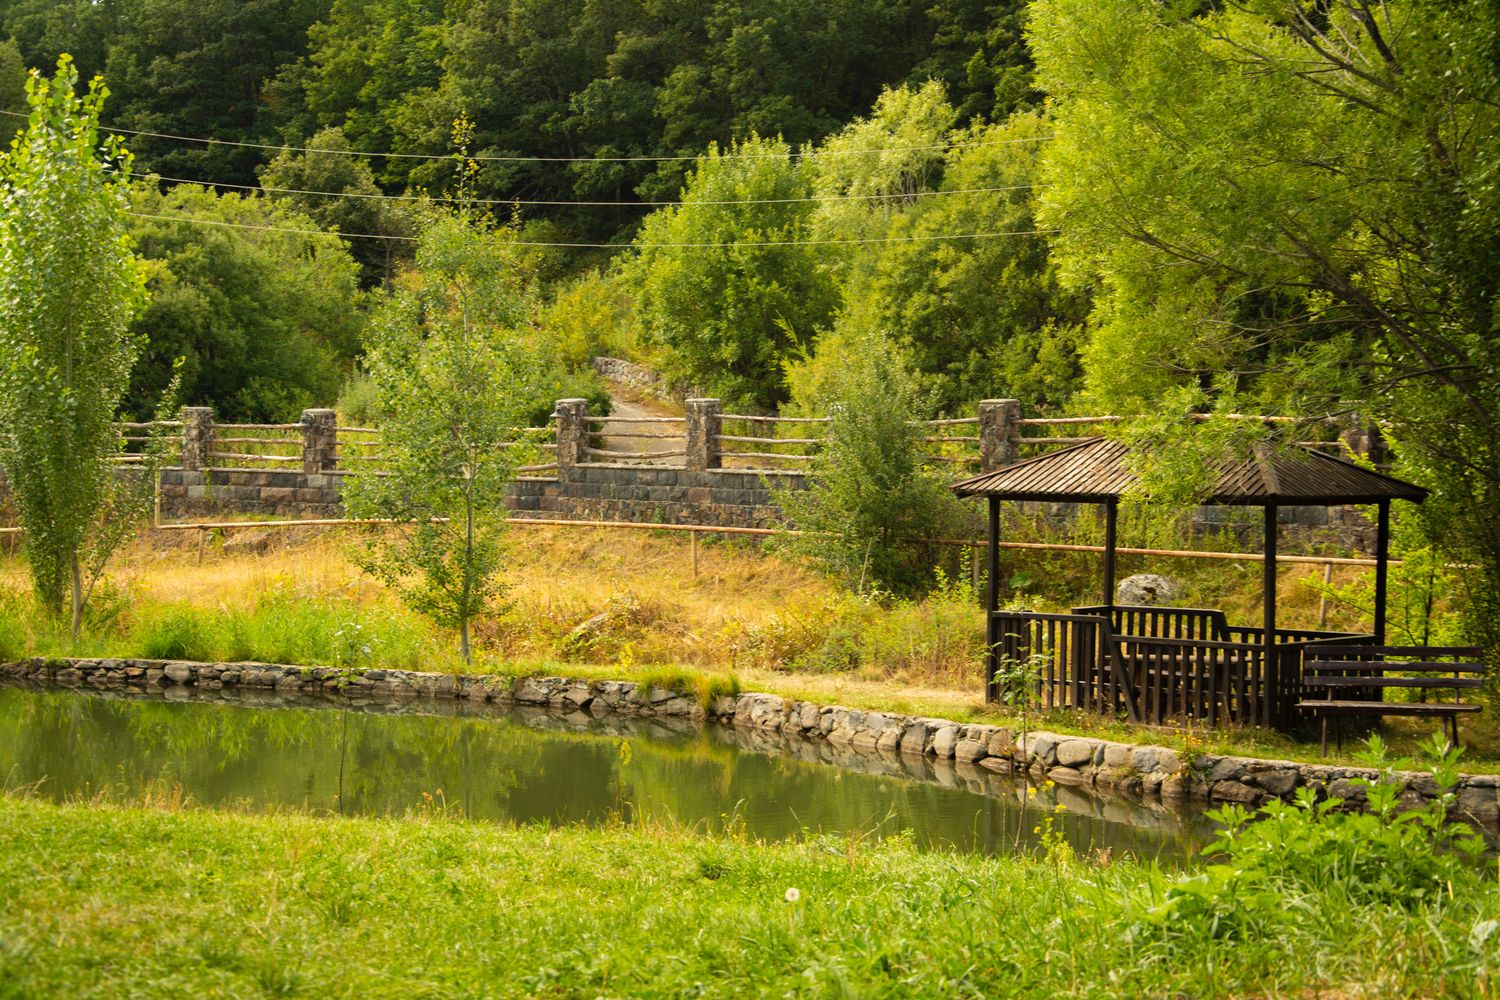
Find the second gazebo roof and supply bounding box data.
[950,436,1428,506]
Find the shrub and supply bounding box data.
[0,590,28,661]
[774,330,964,595]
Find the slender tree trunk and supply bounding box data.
[459,616,471,665]
[69,553,83,641]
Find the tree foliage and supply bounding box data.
[0,57,150,630]
[342,191,539,662]
[124,182,364,421]
[1029,0,1500,659]
[775,330,961,594]
[625,135,838,410]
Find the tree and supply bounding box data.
[0,57,150,634]
[125,182,363,421]
[258,125,414,285]
[342,170,539,662]
[625,135,838,410]
[1029,0,1500,662]
[775,329,961,594]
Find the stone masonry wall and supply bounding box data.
[158,463,805,530]
[6,657,1496,835]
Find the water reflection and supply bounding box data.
[0,683,1216,861]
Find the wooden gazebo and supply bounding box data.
[951,438,1428,729]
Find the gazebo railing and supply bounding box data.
[990,607,1376,729]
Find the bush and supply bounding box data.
[774,330,965,594]
[1146,736,1487,944]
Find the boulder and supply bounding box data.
[1115,574,1185,607]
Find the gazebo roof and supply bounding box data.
[950,437,1428,506]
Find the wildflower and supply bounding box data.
[785,887,801,903]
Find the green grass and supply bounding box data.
[0,795,1495,998]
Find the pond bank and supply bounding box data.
[4,656,1496,833]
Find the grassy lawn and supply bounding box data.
[0,523,1494,771]
[0,795,1495,999]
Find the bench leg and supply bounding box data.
[1450,714,1461,751]
[1320,716,1328,758]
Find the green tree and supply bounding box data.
[343,192,539,662]
[775,330,961,594]
[625,135,838,410]
[125,182,363,420]
[0,58,149,632]
[258,125,414,285]
[1030,0,1500,662]
[0,38,26,116]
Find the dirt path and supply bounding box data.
[598,382,685,464]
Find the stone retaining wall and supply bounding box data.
[5,657,1495,834]
[156,464,803,530]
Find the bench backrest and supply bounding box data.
[1305,645,1485,702]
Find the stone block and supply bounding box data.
[1055,739,1096,769]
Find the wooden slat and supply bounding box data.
[1307,676,1484,689]
[1307,660,1484,673]
[1296,701,1482,715]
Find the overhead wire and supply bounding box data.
[129,169,1046,208]
[123,210,1060,248]
[0,108,1052,162]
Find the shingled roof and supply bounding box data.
[950,437,1428,506]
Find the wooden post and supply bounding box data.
[1317,561,1333,629]
[1102,499,1118,609]
[691,531,699,578]
[986,496,1000,703]
[1373,499,1390,646]
[1263,504,1279,727]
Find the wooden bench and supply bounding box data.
[1299,645,1485,756]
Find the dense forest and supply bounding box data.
[0,1,1496,647]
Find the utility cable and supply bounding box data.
[0,109,1051,163]
[124,209,1059,247]
[132,169,1045,208]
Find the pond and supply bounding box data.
[0,683,1216,861]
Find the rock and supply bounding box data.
[1115,573,1185,606]
[1208,757,1246,783]
[977,757,1014,775]
[1160,773,1194,798]
[1457,786,1500,827]
[953,738,988,763]
[163,663,194,685]
[986,729,1016,758]
[898,722,930,756]
[1245,764,1298,797]
[1047,766,1089,786]
[563,612,610,650]
[1055,739,1096,769]
[930,726,959,759]
[222,529,275,555]
[875,728,903,753]
[1102,743,1132,768]
[1211,780,1262,805]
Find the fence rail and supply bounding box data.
[94,397,1379,481]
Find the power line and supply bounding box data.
[124,209,1059,248]
[0,109,1052,163]
[132,170,1044,208]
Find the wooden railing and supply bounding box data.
[990,605,1376,729]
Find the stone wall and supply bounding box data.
[157,464,802,530]
[7,657,1496,835]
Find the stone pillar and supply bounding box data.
[1339,419,1388,467]
[977,398,1020,472]
[686,398,721,471]
[301,408,338,474]
[181,406,214,471]
[554,398,592,470]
